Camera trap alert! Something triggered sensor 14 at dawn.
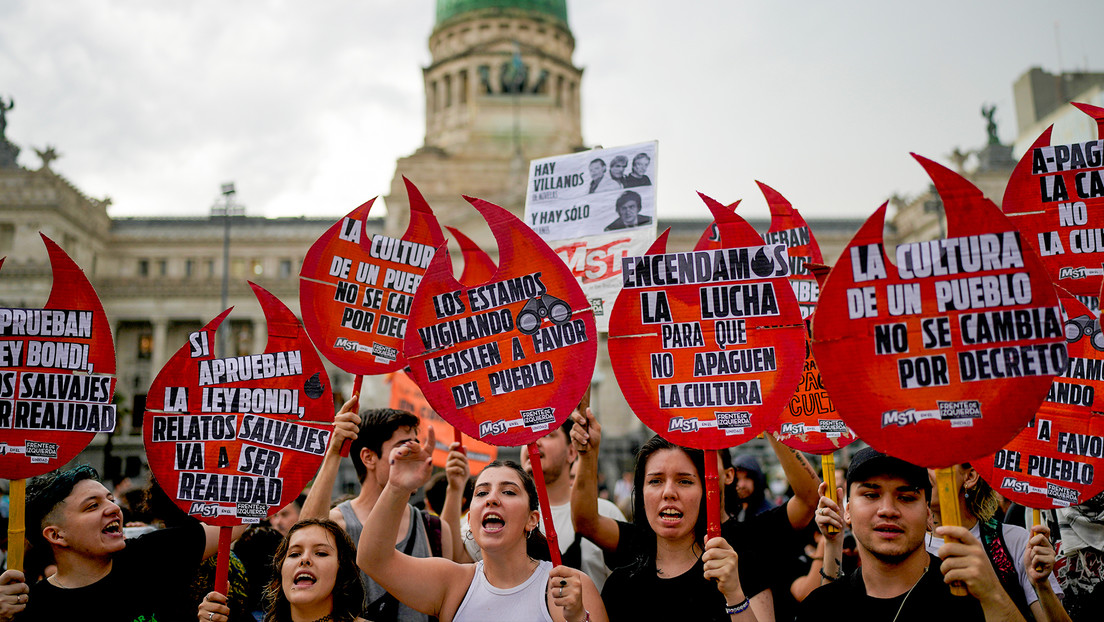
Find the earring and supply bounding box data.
[526,529,534,540]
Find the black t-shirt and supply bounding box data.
[605,504,793,598]
[602,556,731,622]
[794,553,986,622]
[20,522,207,622]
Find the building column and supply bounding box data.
[151,319,168,371]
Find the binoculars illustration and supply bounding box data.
[515,294,572,335]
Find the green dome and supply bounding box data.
[435,0,568,27]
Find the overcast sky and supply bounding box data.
[1,1,1102,225]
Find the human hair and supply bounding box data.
[590,158,606,168]
[478,460,550,561]
[629,436,708,575]
[610,155,628,170]
[719,448,740,518]
[616,190,642,212]
[262,518,364,622]
[26,465,100,549]
[632,152,650,166]
[962,463,999,522]
[350,408,420,483]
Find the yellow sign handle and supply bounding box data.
[935,467,967,596]
[821,454,839,535]
[8,479,25,572]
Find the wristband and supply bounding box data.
[575,610,590,622]
[724,597,749,615]
[819,567,844,581]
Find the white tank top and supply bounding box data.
[453,559,555,622]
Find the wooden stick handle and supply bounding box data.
[527,442,562,567]
[1032,508,1046,573]
[822,454,839,534]
[7,479,25,572]
[936,467,967,596]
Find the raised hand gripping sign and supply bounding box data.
[404,197,597,446]
[608,193,806,450]
[812,155,1067,468]
[144,283,334,526]
[0,234,116,478]
[300,178,445,373]
[1004,103,1104,296]
[973,290,1104,509]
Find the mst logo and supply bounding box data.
[479,419,509,437]
[1001,477,1031,494]
[334,337,359,351]
[780,422,806,435]
[1059,267,1088,280]
[188,502,219,518]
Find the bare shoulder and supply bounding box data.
[329,505,346,529]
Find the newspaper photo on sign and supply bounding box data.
[524,141,658,331]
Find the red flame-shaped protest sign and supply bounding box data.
[813,155,1066,468]
[973,289,1104,509]
[609,193,806,450]
[0,235,116,479]
[404,197,597,446]
[145,284,333,526]
[300,178,445,374]
[1004,103,1104,297]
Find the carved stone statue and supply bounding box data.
[0,96,12,139]
[981,104,999,145]
[34,145,60,169]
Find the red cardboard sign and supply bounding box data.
[973,291,1104,509]
[812,155,1067,468]
[404,197,597,446]
[144,283,334,526]
[0,235,116,479]
[299,178,445,374]
[388,370,498,474]
[608,193,806,450]
[1004,103,1104,297]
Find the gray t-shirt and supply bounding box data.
[338,499,432,622]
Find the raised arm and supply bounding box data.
[809,482,845,587]
[1024,524,1072,622]
[569,407,621,552]
[441,441,474,563]
[300,396,360,524]
[767,434,820,530]
[357,426,470,617]
[937,525,1027,622]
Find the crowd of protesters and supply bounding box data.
[0,395,1098,622]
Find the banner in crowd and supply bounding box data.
[813,155,1067,468]
[300,179,445,375]
[0,235,116,479]
[388,370,497,475]
[145,284,334,526]
[1004,102,1104,297]
[974,290,1104,509]
[524,141,658,332]
[608,194,806,450]
[405,197,597,447]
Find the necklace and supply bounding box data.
[890,563,929,622]
[309,616,333,622]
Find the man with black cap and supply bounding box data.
[794,447,1026,621]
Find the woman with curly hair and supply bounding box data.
[199,518,366,622]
